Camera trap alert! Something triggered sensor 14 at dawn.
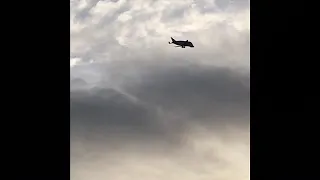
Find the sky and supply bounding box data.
[70,0,250,180]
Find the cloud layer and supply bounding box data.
[70,0,249,180]
[71,0,249,68]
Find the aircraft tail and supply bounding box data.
[171,37,176,42]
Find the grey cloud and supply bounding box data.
[160,5,189,22]
[124,63,250,120]
[71,61,249,144]
[215,0,249,11]
[73,0,100,22]
[71,87,157,132]
[71,77,88,88]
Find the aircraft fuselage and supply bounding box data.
[169,37,194,48]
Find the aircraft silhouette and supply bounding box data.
[168,37,194,48]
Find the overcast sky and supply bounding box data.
[70,0,250,180]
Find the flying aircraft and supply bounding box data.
[168,37,194,48]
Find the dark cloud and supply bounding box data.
[71,78,88,89]
[71,87,161,138]
[125,64,250,120]
[71,62,249,143]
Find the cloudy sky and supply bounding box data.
[70,0,250,180]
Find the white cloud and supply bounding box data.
[71,127,249,180]
[70,0,250,68]
[70,57,81,67]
